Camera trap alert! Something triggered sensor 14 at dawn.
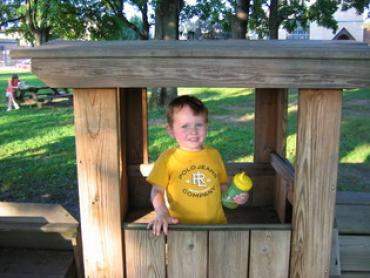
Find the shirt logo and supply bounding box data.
[192,172,206,187]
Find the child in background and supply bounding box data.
[147,95,248,235]
[5,74,20,111]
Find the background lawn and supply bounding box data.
[1,70,370,219]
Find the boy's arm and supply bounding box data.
[148,185,178,235]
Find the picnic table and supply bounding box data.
[16,85,72,107]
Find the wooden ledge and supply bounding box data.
[11,40,370,60]
[0,202,79,250]
[10,40,370,88]
[124,206,289,231]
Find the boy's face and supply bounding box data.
[167,105,207,151]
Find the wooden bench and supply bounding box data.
[335,192,370,278]
[0,202,83,278]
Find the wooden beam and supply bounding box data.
[270,152,295,207]
[28,57,370,89]
[122,88,148,164]
[74,89,124,277]
[270,152,295,184]
[290,89,342,278]
[255,89,288,211]
[11,41,370,89]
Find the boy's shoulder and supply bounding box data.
[157,147,177,159]
[157,146,221,159]
[204,145,221,155]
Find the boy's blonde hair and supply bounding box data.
[167,95,208,126]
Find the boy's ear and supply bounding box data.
[167,125,175,138]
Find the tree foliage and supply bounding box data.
[0,0,87,46]
[0,0,150,45]
[181,0,370,39]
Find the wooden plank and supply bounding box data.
[72,228,84,278]
[0,202,78,250]
[0,202,78,224]
[122,88,149,209]
[0,248,74,278]
[254,89,287,209]
[336,191,370,206]
[123,88,148,164]
[339,235,370,272]
[11,40,370,60]
[270,152,294,184]
[336,205,370,234]
[340,272,370,278]
[330,228,341,277]
[273,90,290,223]
[28,57,370,89]
[208,230,249,278]
[0,230,75,250]
[249,230,291,278]
[74,89,124,277]
[290,89,342,278]
[250,176,275,206]
[167,230,208,277]
[124,230,165,278]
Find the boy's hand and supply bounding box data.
[147,213,179,236]
[233,192,249,205]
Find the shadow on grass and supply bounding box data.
[0,106,74,147]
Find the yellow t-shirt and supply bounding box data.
[147,146,228,224]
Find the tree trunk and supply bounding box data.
[269,0,279,39]
[152,0,184,107]
[141,3,150,40]
[231,0,250,39]
[155,0,183,40]
[34,28,50,46]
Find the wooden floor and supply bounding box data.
[333,192,370,278]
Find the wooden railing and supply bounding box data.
[270,152,295,205]
[124,224,291,278]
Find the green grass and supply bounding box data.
[0,71,77,207]
[1,71,370,217]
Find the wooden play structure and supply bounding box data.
[10,40,370,277]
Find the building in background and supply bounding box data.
[0,32,30,69]
[280,8,370,42]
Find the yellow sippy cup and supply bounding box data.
[222,172,253,209]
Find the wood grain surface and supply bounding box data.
[74,89,124,277]
[290,89,342,278]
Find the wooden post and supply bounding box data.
[122,88,148,165]
[254,88,288,207]
[120,88,150,209]
[74,89,125,277]
[290,89,342,278]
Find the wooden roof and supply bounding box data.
[11,40,370,88]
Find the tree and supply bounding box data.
[0,0,152,44]
[1,0,87,46]
[92,0,151,40]
[150,0,184,107]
